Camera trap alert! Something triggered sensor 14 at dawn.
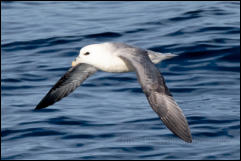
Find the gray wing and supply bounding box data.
[119,48,192,143]
[35,63,97,110]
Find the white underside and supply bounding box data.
[95,54,131,73]
[95,51,176,73]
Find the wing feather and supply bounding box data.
[119,48,192,143]
[35,63,97,110]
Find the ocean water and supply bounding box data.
[1,1,240,160]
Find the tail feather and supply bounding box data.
[147,50,177,64]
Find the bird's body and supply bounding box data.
[73,42,176,73]
[35,42,192,143]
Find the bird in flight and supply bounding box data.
[35,42,192,143]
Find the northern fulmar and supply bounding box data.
[35,42,192,143]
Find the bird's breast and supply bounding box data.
[96,55,133,73]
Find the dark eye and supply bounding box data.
[84,52,90,56]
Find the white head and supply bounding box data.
[72,43,105,67]
[71,42,131,72]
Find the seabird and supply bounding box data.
[35,42,192,143]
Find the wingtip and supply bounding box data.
[175,123,192,143]
[187,138,192,143]
[177,126,192,143]
[34,105,43,110]
[183,134,192,143]
[34,101,48,110]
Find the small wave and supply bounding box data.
[1,35,83,52]
[2,127,65,141]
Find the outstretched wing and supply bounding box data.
[119,48,192,143]
[35,63,97,110]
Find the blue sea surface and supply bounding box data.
[1,1,240,160]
